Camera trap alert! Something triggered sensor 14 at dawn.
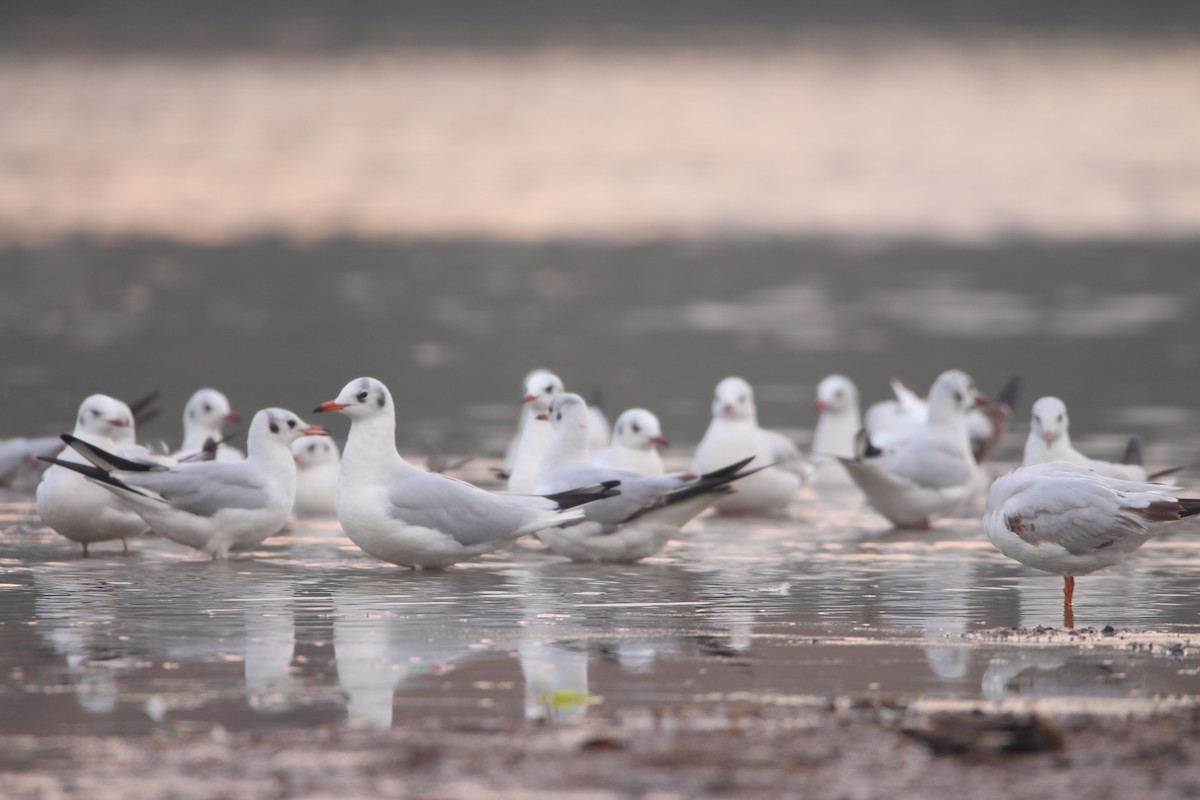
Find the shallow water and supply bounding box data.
[3,471,1198,737]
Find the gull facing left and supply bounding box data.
[314,377,620,569]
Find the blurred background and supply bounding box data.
[3,0,1199,460]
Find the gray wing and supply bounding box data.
[878,430,973,489]
[996,468,1167,555]
[759,429,806,476]
[386,468,549,547]
[118,462,273,517]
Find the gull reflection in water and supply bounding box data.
[33,570,127,715]
[332,571,513,730]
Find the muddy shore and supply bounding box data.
[4,700,1198,799]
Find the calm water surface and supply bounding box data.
[2,237,1199,735]
[3,468,1198,737]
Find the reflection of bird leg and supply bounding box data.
[1063,576,1076,629]
[121,539,129,554]
[81,542,89,558]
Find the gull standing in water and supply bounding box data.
[534,393,760,562]
[44,408,324,559]
[314,378,620,569]
[173,388,244,462]
[809,374,861,492]
[590,408,668,475]
[1022,396,1156,481]
[292,435,340,517]
[36,394,151,556]
[506,369,565,493]
[983,461,1200,626]
[840,370,984,528]
[692,377,804,514]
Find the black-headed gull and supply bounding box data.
[314,377,620,569]
[44,408,324,559]
[1022,396,1150,481]
[866,374,1019,463]
[292,435,340,517]
[589,408,668,475]
[692,377,804,514]
[505,369,565,492]
[840,369,985,528]
[534,393,759,562]
[983,461,1200,622]
[35,394,151,556]
[810,374,861,492]
[174,388,244,462]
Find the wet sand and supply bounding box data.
[3,704,1199,798]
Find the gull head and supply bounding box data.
[251,408,326,449]
[314,377,393,421]
[814,374,858,414]
[712,377,756,421]
[1029,396,1070,444]
[292,435,340,468]
[75,394,136,444]
[612,408,668,450]
[184,388,240,432]
[928,370,985,420]
[521,369,564,413]
[546,392,590,432]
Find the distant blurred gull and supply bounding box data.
[506,369,565,493]
[810,374,861,492]
[692,377,805,515]
[841,370,983,528]
[292,435,340,517]
[590,408,668,475]
[35,394,152,555]
[174,388,244,462]
[1023,396,1151,481]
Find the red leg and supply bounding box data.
[1063,576,1076,629]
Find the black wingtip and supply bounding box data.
[1122,437,1143,466]
[996,374,1021,409]
[62,434,158,473]
[1180,499,1200,519]
[699,456,755,481]
[544,480,622,510]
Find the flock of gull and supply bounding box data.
[3,367,1198,621]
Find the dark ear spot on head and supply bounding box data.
[269,422,280,434]
[376,394,384,409]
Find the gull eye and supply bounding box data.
[287,419,296,429]
[556,412,562,421]
[631,423,641,434]
[91,409,102,417]
[954,391,964,405]
[269,422,280,434]
[308,443,316,453]
[738,395,747,403]
[1057,413,1064,423]
[544,384,554,394]
[834,389,844,399]
[202,403,212,413]
[356,391,368,402]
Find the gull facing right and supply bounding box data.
[840,369,984,528]
[589,407,668,475]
